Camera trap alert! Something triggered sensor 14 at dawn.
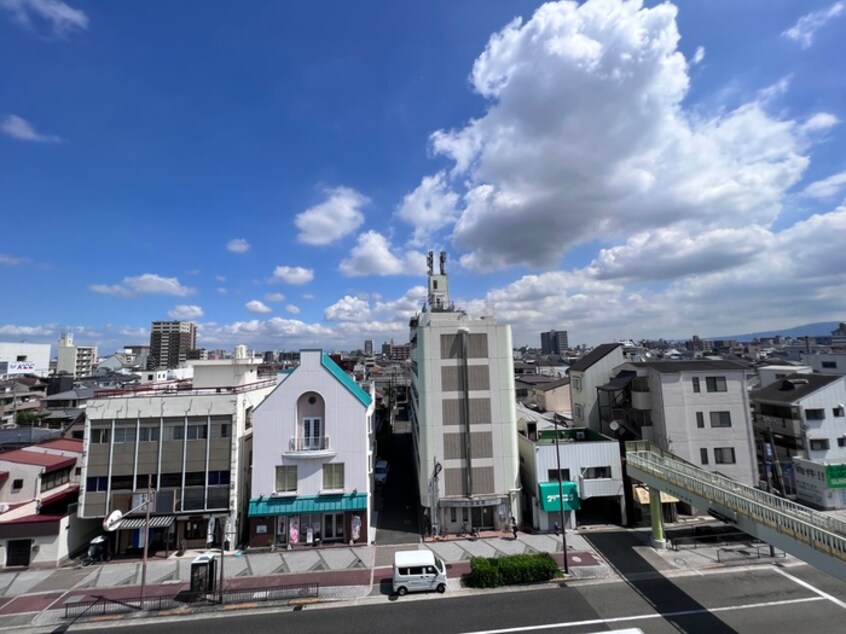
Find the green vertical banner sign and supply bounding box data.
[826,464,846,489]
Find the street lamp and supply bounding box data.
[104,474,153,605]
[551,422,569,575]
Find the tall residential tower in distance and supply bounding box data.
[409,251,520,535]
[56,332,97,378]
[148,321,197,370]
[540,329,569,356]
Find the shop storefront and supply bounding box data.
[536,481,581,530]
[438,495,511,533]
[248,493,368,548]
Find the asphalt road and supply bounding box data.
[374,419,421,546]
[104,564,846,634]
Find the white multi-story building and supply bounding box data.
[752,373,846,459]
[81,354,274,555]
[248,350,374,547]
[516,404,624,530]
[620,360,758,486]
[805,352,846,376]
[0,342,51,378]
[56,332,97,378]
[757,364,812,389]
[569,344,624,430]
[409,251,520,535]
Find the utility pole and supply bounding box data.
[140,474,152,605]
[552,423,569,575]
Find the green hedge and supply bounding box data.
[468,553,559,588]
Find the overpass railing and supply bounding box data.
[625,441,846,563]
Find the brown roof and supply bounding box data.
[31,439,84,454]
[0,449,76,473]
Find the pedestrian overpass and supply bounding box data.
[625,441,846,582]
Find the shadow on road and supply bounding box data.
[585,530,738,634]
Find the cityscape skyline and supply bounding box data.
[2,1,845,353]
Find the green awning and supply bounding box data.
[538,481,580,511]
[248,493,367,517]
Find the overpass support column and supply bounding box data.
[649,487,667,549]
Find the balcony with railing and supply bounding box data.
[285,435,335,458]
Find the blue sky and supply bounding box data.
[2,0,845,354]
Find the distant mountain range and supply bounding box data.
[713,321,841,342]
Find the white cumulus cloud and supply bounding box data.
[90,273,196,298]
[295,186,369,245]
[339,231,426,277]
[264,292,285,302]
[226,238,250,253]
[782,1,844,48]
[396,171,460,245]
[1,114,61,142]
[271,266,314,285]
[430,0,809,271]
[168,305,204,320]
[324,295,372,322]
[245,300,273,314]
[285,304,301,315]
[692,46,705,65]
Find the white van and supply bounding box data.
[392,549,448,596]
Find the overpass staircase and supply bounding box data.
[625,441,846,582]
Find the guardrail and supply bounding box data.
[63,582,320,619]
[625,441,846,564]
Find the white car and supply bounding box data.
[374,459,389,486]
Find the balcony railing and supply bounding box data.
[288,435,331,452]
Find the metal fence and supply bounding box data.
[63,582,320,619]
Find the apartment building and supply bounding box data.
[81,354,274,555]
[248,350,374,548]
[751,373,846,496]
[805,352,846,376]
[56,332,97,378]
[540,330,568,356]
[147,321,197,370]
[0,439,97,568]
[619,360,758,486]
[409,251,520,535]
[569,343,624,431]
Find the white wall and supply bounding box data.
[796,378,846,461]
[793,458,846,509]
[758,366,812,388]
[649,369,758,486]
[805,353,846,376]
[0,342,51,377]
[251,351,372,499]
[570,348,624,431]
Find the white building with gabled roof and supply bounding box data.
[248,350,374,548]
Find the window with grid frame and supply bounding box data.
[323,463,344,490]
[714,447,736,464]
[692,377,701,393]
[709,411,732,428]
[275,465,298,493]
[705,376,727,392]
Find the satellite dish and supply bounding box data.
[609,421,620,432]
[104,509,123,532]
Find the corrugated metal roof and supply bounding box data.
[249,493,367,516]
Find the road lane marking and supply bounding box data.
[458,596,824,633]
[774,568,846,610]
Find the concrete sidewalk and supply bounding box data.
[0,525,795,631]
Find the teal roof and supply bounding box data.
[249,493,368,516]
[321,353,372,407]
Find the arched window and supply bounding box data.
[296,392,326,450]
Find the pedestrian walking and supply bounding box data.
[510,516,518,539]
[553,521,560,536]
